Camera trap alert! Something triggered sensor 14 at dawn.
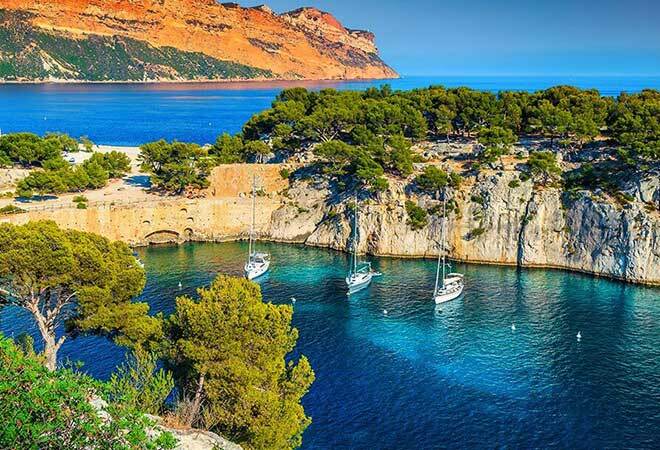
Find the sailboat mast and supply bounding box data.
[441,190,447,286]
[248,175,256,258]
[353,195,358,274]
[433,191,442,296]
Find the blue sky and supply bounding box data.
[243,0,660,76]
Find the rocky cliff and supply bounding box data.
[2,161,658,286]
[0,0,397,81]
[272,170,659,286]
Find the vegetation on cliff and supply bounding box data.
[0,335,177,449]
[240,85,658,202]
[133,85,657,203]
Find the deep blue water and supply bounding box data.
[2,242,659,449]
[1,75,659,146]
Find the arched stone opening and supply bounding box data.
[145,230,180,244]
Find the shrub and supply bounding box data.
[73,195,88,203]
[469,227,486,239]
[279,168,291,180]
[527,151,562,186]
[415,165,461,195]
[470,194,486,206]
[0,335,176,449]
[106,349,174,416]
[0,204,25,215]
[405,200,428,230]
[508,179,520,188]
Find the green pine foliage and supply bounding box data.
[139,140,211,194]
[527,151,563,186]
[0,221,161,370]
[0,334,177,449]
[166,275,315,450]
[414,165,462,195]
[405,200,428,230]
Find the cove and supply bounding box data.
[1,241,659,448]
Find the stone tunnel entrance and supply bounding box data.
[145,230,180,244]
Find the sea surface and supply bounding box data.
[1,75,659,146]
[1,242,659,449]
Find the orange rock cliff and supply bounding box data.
[0,0,398,80]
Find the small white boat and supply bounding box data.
[346,195,377,294]
[433,189,464,304]
[245,252,271,280]
[346,262,374,294]
[244,175,271,280]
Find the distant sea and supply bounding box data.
[0,75,658,146]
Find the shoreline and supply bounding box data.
[0,75,400,86]
[137,236,660,289]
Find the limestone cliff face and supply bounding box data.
[269,170,660,286]
[3,164,658,285]
[0,0,397,81]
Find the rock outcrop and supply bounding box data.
[2,162,658,286]
[89,395,242,450]
[0,0,397,81]
[273,169,660,286]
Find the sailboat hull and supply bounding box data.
[434,282,464,304]
[245,260,270,280]
[346,272,373,294]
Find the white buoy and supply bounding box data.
[577,331,582,341]
[511,323,516,331]
[291,297,296,304]
[178,281,182,289]
[383,309,388,315]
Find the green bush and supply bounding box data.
[0,204,25,215]
[139,140,210,194]
[470,194,486,206]
[415,165,461,195]
[0,334,176,449]
[73,195,88,203]
[528,151,562,185]
[469,227,486,239]
[106,349,174,416]
[405,200,428,230]
[279,168,291,180]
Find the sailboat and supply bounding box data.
[433,189,464,304]
[346,195,377,294]
[244,175,271,280]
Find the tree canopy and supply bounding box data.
[139,140,211,194]
[527,151,563,186]
[0,132,69,168]
[0,221,161,370]
[166,275,314,450]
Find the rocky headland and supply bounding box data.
[0,0,397,81]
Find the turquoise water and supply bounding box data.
[1,75,659,146]
[1,242,658,448]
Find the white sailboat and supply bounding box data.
[244,175,271,280]
[346,196,377,294]
[433,190,464,304]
